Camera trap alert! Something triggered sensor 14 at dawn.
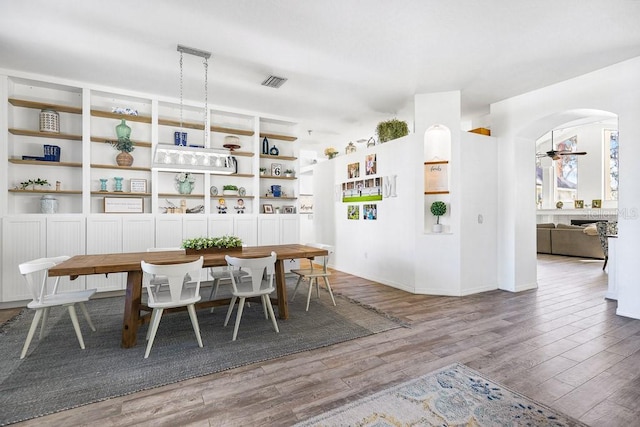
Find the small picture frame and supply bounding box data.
[592,199,602,208]
[574,199,584,209]
[129,178,147,193]
[271,163,282,177]
[263,204,274,214]
[283,205,295,214]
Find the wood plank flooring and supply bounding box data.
[4,255,639,426]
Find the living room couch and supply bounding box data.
[536,223,604,259]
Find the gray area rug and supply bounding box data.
[0,279,402,425]
[295,362,588,427]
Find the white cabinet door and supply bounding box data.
[183,216,208,240]
[86,216,125,291]
[258,215,280,246]
[122,215,155,252]
[155,215,183,248]
[1,216,46,302]
[279,215,300,244]
[46,215,86,292]
[209,216,235,237]
[235,215,258,246]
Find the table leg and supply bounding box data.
[122,270,142,348]
[274,259,289,319]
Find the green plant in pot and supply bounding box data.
[110,136,135,167]
[223,184,238,195]
[376,118,409,143]
[430,201,447,233]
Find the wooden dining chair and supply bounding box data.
[290,243,336,311]
[223,252,279,341]
[18,256,97,359]
[141,256,204,358]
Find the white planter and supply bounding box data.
[223,190,238,196]
[432,223,443,233]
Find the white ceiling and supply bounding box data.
[2,0,640,150]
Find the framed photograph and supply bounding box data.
[574,199,584,209]
[283,205,295,214]
[424,160,449,194]
[365,154,377,175]
[263,204,274,214]
[592,199,602,208]
[363,204,377,220]
[347,205,359,220]
[104,197,144,213]
[348,162,360,179]
[271,163,282,177]
[129,178,147,193]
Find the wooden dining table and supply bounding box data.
[47,244,327,348]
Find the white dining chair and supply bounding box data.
[224,252,279,341]
[146,247,187,291]
[141,256,204,358]
[18,256,97,359]
[208,266,249,312]
[290,243,336,311]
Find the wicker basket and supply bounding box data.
[39,109,60,133]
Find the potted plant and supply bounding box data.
[19,178,50,191]
[430,201,447,233]
[324,147,338,159]
[223,184,238,196]
[284,169,295,178]
[259,167,267,176]
[376,118,409,143]
[181,235,243,255]
[110,136,135,167]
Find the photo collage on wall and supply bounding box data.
[343,154,380,220]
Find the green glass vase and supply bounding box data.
[116,119,131,140]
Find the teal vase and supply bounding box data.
[178,180,193,195]
[116,119,131,140]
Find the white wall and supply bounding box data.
[491,56,640,319]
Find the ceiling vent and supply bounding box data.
[261,75,288,88]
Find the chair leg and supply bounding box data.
[262,295,269,319]
[232,297,246,341]
[144,308,164,358]
[603,256,608,271]
[187,304,203,348]
[21,309,43,359]
[264,294,279,333]
[39,307,50,340]
[78,302,96,332]
[209,278,220,313]
[291,275,303,301]
[224,296,237,326]
[323,276,336,306]
[306,278,315,311]
[147,308,160,340]
[67,305,86,350]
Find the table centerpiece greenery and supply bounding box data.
[181,235,243,254]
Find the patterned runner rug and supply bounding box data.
[295,362,587,426]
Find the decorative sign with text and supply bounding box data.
[424,161,449,194]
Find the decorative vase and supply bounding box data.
[116,151,134,166]
[177,180,194,195]
[262,137,269,154]
[99,178,108,191]
[116,119,131,140]
[40,195,58,214]
[114,177,123,192]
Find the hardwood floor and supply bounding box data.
[5,255,639,426]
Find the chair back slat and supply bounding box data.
[305,243,334,273]
[142,256,204,303]
[225,252,276,293]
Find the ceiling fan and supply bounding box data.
[536,130,587,160]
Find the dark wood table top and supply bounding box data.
[48,244,327,277]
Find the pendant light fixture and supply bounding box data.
[152,44,234,175]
